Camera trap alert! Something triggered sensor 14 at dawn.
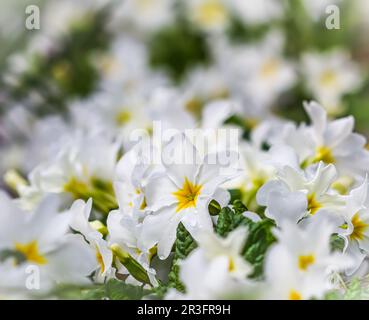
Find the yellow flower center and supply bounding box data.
[314,146,335,164]
[289,290,302,300]
[195,0,227,27]
[307,194,321,215]
[116,110,132,126]
[185,97,204,119]
[298,254,315,271]
[319,69,338,88]
[137,0,155,10]
[15,241,47,265]
[173,178,202,213]
[228,257,236,272]
[260,58,279,78]
[350,213,369,241]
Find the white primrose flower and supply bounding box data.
[147,87,197,132]
[226,142,298,195]
[272,102,369,178]
[79,92,153,149]
[166,228,259,299]
[196,227,252,279]
[107,209,158,287]
[303,101,369,176]
[111,0,174,32]
[186,0,230,33]
[114,140,164,219]
[186,100,243,157]
[69,199,114,283]
[264,219,350,300]
[215,31,296,117]
[140,134,239,259]
[96,36,168,94]
[336,178,369,275]
[0,193,96,297]
[181,66,230,117]
[302,51,362,115]
[257,161,345,226]
[70,197,158,287]
[18,132,120,212]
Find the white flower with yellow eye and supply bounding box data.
[196,227,252,279]
[186,0,230,33]
[140,133,238,259]
[96,36,167,94]
[0,193,96,297]
[302,101,369,176]
[17,132,120,211]
[264,219,350,300]
[257,162,345,226]
[69,199,114,283]
[182,66,230,117]
[112,0,174,32]
[216,31,296,117]
[166,228,259,299]
[271,102,369,178]
[302,51,362,115]
[335,178,369,275]
[87,92,153,149]
[224,142,300,210]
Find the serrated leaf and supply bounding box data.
[242,219,276,279]
[167,223,197,292]
[215,201,275,279]
[344,277,369,300]
[215,201,251,237]
[53,279,150,300]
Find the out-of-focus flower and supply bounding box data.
[216,31,296,118]
[257,162,345,226]
[186,0,230,33]
[264,219,350,299]
[0,193,95,297]
[229,0,284,25]
[166,227,259,299]
[301,51,363,115]
[17,132,120,212]
[111,0,174,32]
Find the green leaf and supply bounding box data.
[167,223,197,292]
[208,199,222,216]
[215,200,276,279]
[242,219,276,279]
[53,280,150,300]
[330,234,345,252]
[148,20,210,82]
[103,279,151,300]
[215,200,250,237]
[343,277,369,300]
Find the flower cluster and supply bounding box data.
[1,0,369,300]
